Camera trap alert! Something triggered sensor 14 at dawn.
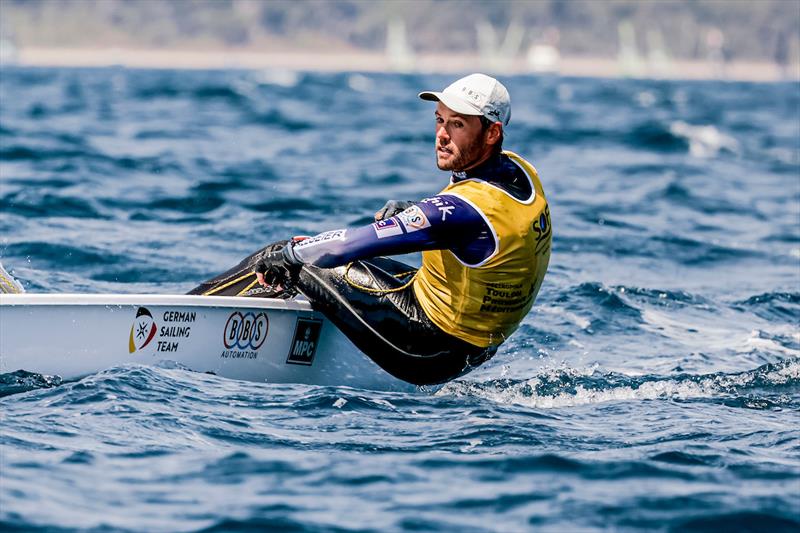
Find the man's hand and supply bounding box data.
[254,242,303,292]
[374,200,415,221]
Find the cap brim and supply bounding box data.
[418,91,483,116]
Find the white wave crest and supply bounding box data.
[439,360,799,409]
[669,121,739,158]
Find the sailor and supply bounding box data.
[190,73,551,386]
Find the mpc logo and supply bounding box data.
[286,317,323,366]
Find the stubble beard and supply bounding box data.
[436,133,486,172]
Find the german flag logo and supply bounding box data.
[129,307,157,353]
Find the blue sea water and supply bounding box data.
[0,67,799,532]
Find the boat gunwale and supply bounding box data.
[0,293,314,311]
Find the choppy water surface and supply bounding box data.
[1,68,798,531]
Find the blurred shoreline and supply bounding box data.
[9,47,799,82]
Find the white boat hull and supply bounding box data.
[0,294,419,392]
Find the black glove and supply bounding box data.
[375,200,415,221]
[253,241,303,293]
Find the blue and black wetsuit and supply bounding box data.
[190,152,539,385]
[290,152,531,269]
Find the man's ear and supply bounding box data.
[486,123,502,145]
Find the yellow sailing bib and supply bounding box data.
[413,151,551,347]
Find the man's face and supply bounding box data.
[434,102,488,171]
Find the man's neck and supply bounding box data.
[458,148,497,173]
[452,151,503,180]
[449,151,532,202]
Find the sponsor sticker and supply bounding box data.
[373,218,403,239]
[293,229,347,250]
[422,195,457,221]
[241,285,273,297]
[532,205,552,254]
[129,307,157,353]
[220,311,268,359]
[129,307,196,354]
[397,205,431,233]
[438,206,454,220]
[286,318,323,366]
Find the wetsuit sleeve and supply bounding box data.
[291,195,495,268]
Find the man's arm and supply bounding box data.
[291,195,496,268]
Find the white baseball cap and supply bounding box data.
[419,73,511,126]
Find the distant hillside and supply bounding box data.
[1,0,798,63]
